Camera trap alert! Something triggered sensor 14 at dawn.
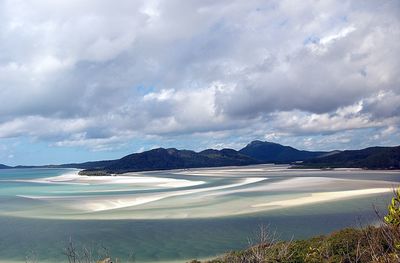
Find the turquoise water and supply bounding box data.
[0,166,399,262]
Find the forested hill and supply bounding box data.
[239,140,327,163]
[1,141,399,174]
[301,146,400,169]
[79,147,258,175]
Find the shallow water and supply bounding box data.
[0,165,399,262]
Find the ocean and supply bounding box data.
[0,165,399,262]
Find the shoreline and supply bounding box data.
[2,163,400,175]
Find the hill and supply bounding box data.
[79,147,258,175]
[0,164,11,169]
[3,141,399,173]
[301,146,400,169]
[239,140,327,163]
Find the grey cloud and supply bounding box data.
[0,0,399,150]
[362,91,400,119]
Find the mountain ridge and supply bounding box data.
[239,140,327,163]
[80,147,258,175]
[1,141,399,173]
[0,164,11,169]
[301,145,400,169]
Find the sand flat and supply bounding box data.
[3,166,399,219]
[252,188,392,208]
[22,171,205,188]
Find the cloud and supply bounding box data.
[0,0,399,155]
[362,91,400,119]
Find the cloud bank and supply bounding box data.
[0,0,399,163]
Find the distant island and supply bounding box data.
[300,146,400,169]
[1,140,399,175]
[0,164,11,169]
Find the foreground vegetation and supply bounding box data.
[189,189,400,263]
[190,226,399,263]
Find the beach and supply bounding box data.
[3,165,398,219]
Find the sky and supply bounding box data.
[0,0,399,165]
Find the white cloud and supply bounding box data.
[0,0,398,153]
[308,26,356,54]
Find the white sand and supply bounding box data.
[206,176,390,197]
[172,165,290,176]
[79,177,265,212]
[23,171,205,188]
[252,188,392,208]
[19,177,265,212]
[9,166,399,220]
